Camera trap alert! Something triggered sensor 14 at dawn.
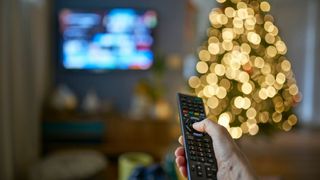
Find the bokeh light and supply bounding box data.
[189,0,300,138]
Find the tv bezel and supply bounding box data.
[53,5,158,73]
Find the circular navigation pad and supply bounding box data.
[185,117,204,137]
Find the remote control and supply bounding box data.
[177,93,218,180]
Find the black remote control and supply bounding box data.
[177,93,218,180]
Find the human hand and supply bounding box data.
[175,119,257,180]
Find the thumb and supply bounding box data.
[193,119,217,137]
[193,119,230,140]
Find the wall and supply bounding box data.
[54,0,187,112]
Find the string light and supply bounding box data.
[189,0,300,138]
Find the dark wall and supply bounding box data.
[53,0,187,112]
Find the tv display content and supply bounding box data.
[58,8,157,70]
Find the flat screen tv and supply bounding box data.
[57,8,157,70]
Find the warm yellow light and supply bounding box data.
[242,82,253,94]
[241,43,251,54]
[207,96,219,109]
[275,102,284,113]
[234,27,244,34]
[264,21,275,33]
[266,46,277,57]
[216,86,227,99]
[231,0,240,4]
[208,36,219,44]
[247,118,257,125]
[276,73,286,84]
[259,112,269,123]
[259,88,268,100]
[237,8,249,20]
[254,57,265,68]
[288,114,298,126]
[214,64,226,76]
[238,71,250,83]
[222,28,234,41]
[241,122,249,133]
[222,41,234,51]
[271,26,279,36]
[261,63,271,74]
[289,84,299,95]
[233,17,243,28]
[216,0,226,3]
[267,86,276,98]
[246,108,257,119]
[275,41,287,54]
[265,74,275,86]
[225,7,236,18]
[199,50,211,61]
[281,60,291,72]
[188,76,201,88]
[272,112,282,123]
[243,97,251,110]
[203,85,216,98]
[247,32,261,45]
[218,112,231,128]
[234,96,244,109]
[282,121,292,131]
[206,73,218,85]
[237,2,247,9]
[245,17,256,26]
[230,127,243,139]
[196,61,209,74]
[208,43,220,55]
[248,124,259,135]
[260,1,271,12]
[265,33,275,44]
[219,78,231,90]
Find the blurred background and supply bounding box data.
[0,0,320,179]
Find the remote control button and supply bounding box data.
[190,116,199,121]
[205,165,217,172]
[206,153,213,158]
[207,158,215,164]
[190,151,196,156]
[198,152,205,157]
[191,164,196,171]
[189,146,196,150]
[196,164,202,171]
[186,135,194,140]
[198,157,205,162]
[190,156,197,161]
[197,171,203,177]
[193,132,204,137]
[198,147,204,152]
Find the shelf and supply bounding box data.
[42,115,181,160]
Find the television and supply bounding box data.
[57,8,158,70]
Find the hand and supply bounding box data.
[175,119,257,180]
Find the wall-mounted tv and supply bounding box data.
[57,8,157,70]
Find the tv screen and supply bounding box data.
[58,8,157,70]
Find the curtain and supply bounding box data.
[0,0,49,179]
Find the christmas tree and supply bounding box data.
[188,0,301,139]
